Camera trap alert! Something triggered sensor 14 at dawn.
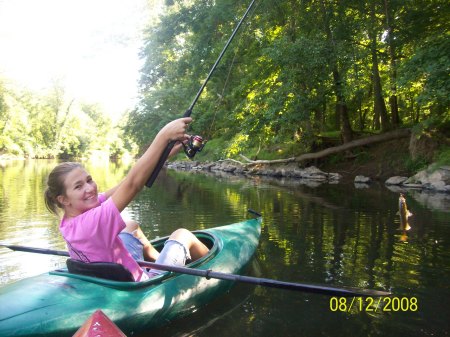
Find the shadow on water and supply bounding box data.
[1,160,449,336]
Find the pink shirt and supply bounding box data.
[59,194,144,281]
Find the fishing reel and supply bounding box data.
[183,135,206,159]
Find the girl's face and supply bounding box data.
[58,167,99,217]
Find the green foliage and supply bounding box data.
[0,81,134,160]
[405,156,429,173]
[434,147,450,166]
[2,0,448,166]
[126,0,448,161]
[354,150,372,165]
[192,137,224,162]
[399,35,450,115]
[412,113,450,135]
[224,133,250,158]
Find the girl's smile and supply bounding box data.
[58,167,99,217]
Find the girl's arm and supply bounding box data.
[103,136,184,200]
[111,117,191,212]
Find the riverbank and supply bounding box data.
[169,137,450,194]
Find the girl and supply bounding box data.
[44,117,209,281]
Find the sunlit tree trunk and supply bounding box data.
[369,1,390,132]
[384,0,400,127]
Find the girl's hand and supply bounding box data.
[159,117,192,143]
[112,117,192,212]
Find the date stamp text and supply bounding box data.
[329,297,418,313]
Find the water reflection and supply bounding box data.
[0,160,449,336]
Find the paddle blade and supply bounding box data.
[73,310,126,337]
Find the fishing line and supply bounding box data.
[204,0,260,141]
[146,0,258,188]
[184,0,258,116]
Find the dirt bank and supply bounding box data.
[318,137,412,183]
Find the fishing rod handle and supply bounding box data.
[145,140,175,188]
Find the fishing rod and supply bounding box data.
[145,0,257,188]
[0,243,391,297]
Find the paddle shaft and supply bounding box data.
[0,243,391,297]
[1,244,69,257]
[138,260,390,297]
[145,0,257,188]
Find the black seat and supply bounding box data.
[66,258,135,282]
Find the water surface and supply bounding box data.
[0,159,449,336]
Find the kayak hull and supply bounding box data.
[0,218,261,337]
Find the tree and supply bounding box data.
[129,0,449,160]
[383,0,400,127]
[367,0,390,131]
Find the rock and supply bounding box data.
[169,159,449,193]
[398,165,450,193]
[234,166,246,174]
[384,165,449,193]
[402,183,423,189]
[354,182,370,189]
[354,175,371,183]
[221,164,237,173]
[299,166,329,181]
[385,176,409,185]
[168,160,342,184]
[329,173,342,181]
[406,165,450,185]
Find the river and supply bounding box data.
[0,159,449,336]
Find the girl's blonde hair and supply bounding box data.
[44,162,83,215]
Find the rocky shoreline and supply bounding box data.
[384,165,450,193]
[168,160,450,194]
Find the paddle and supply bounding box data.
[0,243,390,297]
[137,260,390,297]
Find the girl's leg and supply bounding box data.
[122,220,159,261]
[167,228,209,261]
[148,228,209,275]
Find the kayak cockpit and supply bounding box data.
[49,230,221,290]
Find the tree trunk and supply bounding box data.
[53,99,74,155]
[370,1,390,132]
[372,50,390,131]
[240,129,411,165]
[384,0,400,127]
[332,69,353,143]
[320,0,353,142]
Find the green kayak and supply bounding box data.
[0,217,261,337]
